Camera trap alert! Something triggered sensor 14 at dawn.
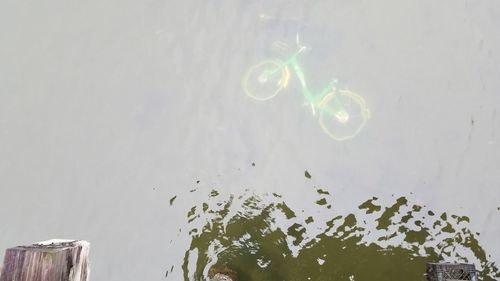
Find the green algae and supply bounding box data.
[305,216,314,224]
[169,195,177,206]
[315,198,328,206]
[358,197,381,214]
[176,192,499,281]
[316,188,330,195]
[376,196,408,230]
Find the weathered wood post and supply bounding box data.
[0,239,90,281]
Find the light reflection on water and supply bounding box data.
[169,184,499,281]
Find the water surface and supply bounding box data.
[0,1,499,280]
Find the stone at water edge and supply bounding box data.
[208,265,238,281]
[0,239,90,281]
[211,273,235,281]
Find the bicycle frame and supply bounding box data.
[271,46,344,114]
[243,40,370,141]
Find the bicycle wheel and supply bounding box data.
[243,60,290,101]
[318,89,370,141]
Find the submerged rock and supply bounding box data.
[210,273,234,281]
[208,265,238,281]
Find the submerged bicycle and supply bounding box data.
[243,35,370,141]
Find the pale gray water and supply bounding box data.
[0,1,499,280]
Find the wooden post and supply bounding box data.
[0,239,90,281]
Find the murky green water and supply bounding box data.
[169,172,498,281]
